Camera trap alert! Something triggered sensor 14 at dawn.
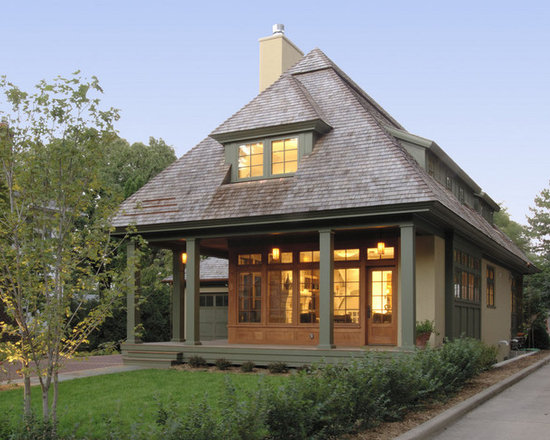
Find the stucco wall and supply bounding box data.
[415,235,446,346]
[481,259,512,360]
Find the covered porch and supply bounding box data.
[122,220,421,367]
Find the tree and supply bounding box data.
[494,207,531,254]
[524,183,550,346]
[0,74,130,423]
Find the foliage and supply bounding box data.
[0,73,130,421]
[215,358,231,370]
[415,319,434,336]
[0,339,496,439]
[527,320,550,349]
[494,207,531,253]
[240,361,255,373]
[267,361,288,374]
[188,356,207,368]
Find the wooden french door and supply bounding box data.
[367,268,397,345]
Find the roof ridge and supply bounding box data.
[288,75,331,126]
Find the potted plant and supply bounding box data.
[416,319,434,348]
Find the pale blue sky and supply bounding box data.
[2,0,549,224]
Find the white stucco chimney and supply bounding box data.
[258,24,304,92]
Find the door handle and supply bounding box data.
[367,305,372,319]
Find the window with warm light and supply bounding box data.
[367,246,395,260]
[238,254,262,265]
[238,142,264,179]
[299,250,320,263]
[334,268,360,324]
[238,272,262,323]
[271,137,298,175]
[334,248,359,261]
[299,269,319,323]
[268,270,293,323]
[487,266,495,307]
[268,251,293,264]
[371,270,393,323]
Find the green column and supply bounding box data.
[171,250,185,342]
[318,229,335,349]
[126,241,140,344]
[444,231,454,340]
[400,224,416,348]
[184,238,201,345]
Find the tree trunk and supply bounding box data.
[42,386,50,420]
[23,375,31,417]
[52,371,59,423]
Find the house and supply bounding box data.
[162,257,229,341]
[114,25,536,367]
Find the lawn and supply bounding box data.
[0,369,287,438]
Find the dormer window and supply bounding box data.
[271,137,298,175]
[238,142,264,179]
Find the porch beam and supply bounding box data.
[184,237,201,345]
[318,229,335,349]
[171,250,185,342]
[126,241,140,344]
[399,224,416,347]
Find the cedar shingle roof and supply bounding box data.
[113,49,532,270]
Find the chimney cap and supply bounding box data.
[272,24,285,35]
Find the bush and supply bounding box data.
[188,356,207,368]
[528,321,550,349]
[267,362,288,374]
[215,358,232,370]
[240,361,255,373]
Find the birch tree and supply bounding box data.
[0,73,129,423]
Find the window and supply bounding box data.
[238,254,262,265]
[334,248,359,261]
[238,142,263,179]
[238,272,262,322]
[371,270,393,323]
[300,250,320,263]
[458,187,465,203]
[268,270,293,323]
[299,269,319,323]
[453,249,480,302]
[271,138,298,175]
[334,268,360,324]
[367,246,395,260]
[446,176,453,190]
[268,251,293,264]
[487,266,495,307]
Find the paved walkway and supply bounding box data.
[432,360,550,439]
[1,354,142,385]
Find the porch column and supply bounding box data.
[400,224,416,347]
[184,237,201,345]
[318,229,335,349]
[126,241,140,344]
[171,250,185,342]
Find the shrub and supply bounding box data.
[215,358,232,370]
[240,361,255,373]
[188,356,207,368]
[267,362,288,374]
[528,321,550,349]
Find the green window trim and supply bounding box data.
[225,132,314,182]
[486,265,495,307]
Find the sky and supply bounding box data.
[2,0,549,225]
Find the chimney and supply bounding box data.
[259,24,304,92]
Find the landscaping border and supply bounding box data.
[395,352,550,440]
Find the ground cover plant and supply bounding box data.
[0,338,496,439]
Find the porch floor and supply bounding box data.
[122,339,407,369]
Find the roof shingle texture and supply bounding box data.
[113,49,529,266]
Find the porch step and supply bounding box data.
[123,349,183,369]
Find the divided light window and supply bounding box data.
[487,266,495,307]
[453,249,481,303]
[272,138,298,175]
[238,142,264,179]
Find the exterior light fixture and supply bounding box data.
[272,247,280,260]
[181,252,187,264]
[377,242,385,255]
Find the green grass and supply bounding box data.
[0,369,287,438]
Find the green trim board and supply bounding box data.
[211,119,331,144]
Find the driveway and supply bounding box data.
[432,360,550,439]
[1,354,127,384]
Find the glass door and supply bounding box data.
[367,268,397,345]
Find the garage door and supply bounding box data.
[199,293,228,340]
